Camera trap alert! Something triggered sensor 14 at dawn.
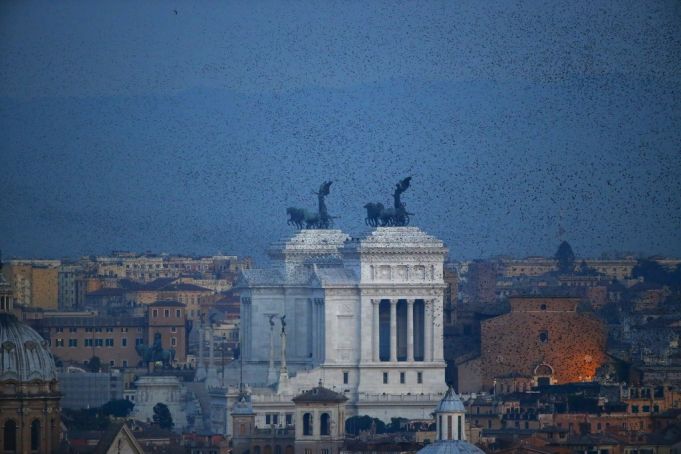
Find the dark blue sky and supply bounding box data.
[1,1,680,262]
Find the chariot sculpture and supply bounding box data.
[364,176,414,227]
[286,181,337,229]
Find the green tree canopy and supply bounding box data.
[153,402,174,429]
[101,399,134,418]
[555,241,575,274]
[345,415,386,435]
[87,356,101,373]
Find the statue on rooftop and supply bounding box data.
[287,181,337,229]
[364,176,414,227]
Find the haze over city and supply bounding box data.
[1,1,680,261]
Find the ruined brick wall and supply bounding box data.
[480,297,607,390]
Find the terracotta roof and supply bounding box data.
[292,386,348,403]
[148,300,186,307]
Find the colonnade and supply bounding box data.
[370,298,436,362]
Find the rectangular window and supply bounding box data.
[85,339,93,347]
[56,327,64,333]
[106,327,114,332]
[171,327,177,333]
[123,360,128,367]
[109,360,115,367]
[152,309,158,317]
[69,327,77,333]
[164,309,170,317]
[136,338,144,346]
[171,337,177,346]
[95,327,102,333]
[121,327,128,332]
[417,372,423,384]
[105,338,114,347]
[55,338,64,347]
[383,372,388,384]
[68,339,78,347]
[176,309,181,317]
[631,405,639,413]
[643,405,650,413]
[400,372,406,384]
[286,414,293,426]
[85,327,93,333]
[343,371,349,384]
[95,339,104,347]
[122,338,127,347]
[266,414,271,425]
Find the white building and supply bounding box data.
[208,226,449,435]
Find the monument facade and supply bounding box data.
[209,226,448,434]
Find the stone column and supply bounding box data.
[208,327,215,372]
[407,299,415,362]
[390,299,398,362]
[372,299,380,362]
[195,326,206,381]
[424,300,433,362]
[311,298,318,362]
[267,320,277,384]
[433,296,444,362]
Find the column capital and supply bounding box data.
[389,298,399,305]
[371,298,380,305]
[406,298,415,305]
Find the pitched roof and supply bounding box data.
[148,300,186,307]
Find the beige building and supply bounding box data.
[3,261,60,310]
[30,300,188,368]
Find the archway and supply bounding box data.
[534,363,554,386]
[3,420,17,452]
[303,413,313,436]
[320,413,330,436]
[31,419,41,451]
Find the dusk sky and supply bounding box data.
[1,1,680,262]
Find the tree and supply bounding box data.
[101,399,134,418]
[386,417,408,433]
[555,241,575,274]
[87,356,101,373]
[345,415,385,435]
[153,403,174,429]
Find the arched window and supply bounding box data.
[320,413,331,436]
[303,413,313,436]
[31,419,41,451]
[4,420,17,452]
[275,446,282,454]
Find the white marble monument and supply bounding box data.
[209,227,448,435]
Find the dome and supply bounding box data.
[435,387,465,413]
[0,313,57,382]
[418,441,485,454]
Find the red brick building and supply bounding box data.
[462,297,607,392]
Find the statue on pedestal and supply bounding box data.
[136,332,176,368]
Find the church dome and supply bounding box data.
[435,387,466,413]
[0,313,57,382]
[418,441,485,454]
